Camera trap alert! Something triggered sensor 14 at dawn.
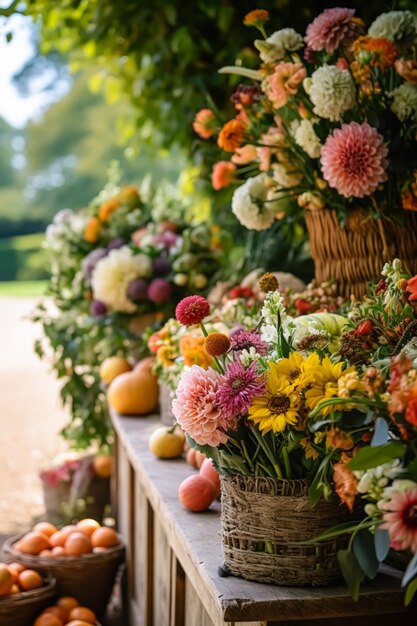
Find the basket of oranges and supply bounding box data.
[2,520,125,619]
[32,595,101,626]
[0,561,56,626]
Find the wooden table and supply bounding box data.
[111,412,417,626]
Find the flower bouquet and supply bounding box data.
[33,169,228,449]
[170,262,417,594]
[194,7,417,296]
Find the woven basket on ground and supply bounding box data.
[2,535,125,619]
[220,475,350,586]
[42,475,110,527]
[159,383,175,426]
[0,577,55,626]
[305,208,417,299]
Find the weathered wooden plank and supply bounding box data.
[170,556,185,626]
[111,412,417,625]
[184,577,215,626]
[134,475,153,626]
[153,517,172,626]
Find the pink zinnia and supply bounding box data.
[230,330,268,356]
[381,487,417,553]
[264,62,306,109]
[320,122,388,198]
[211,161,237,190]
[172,365,232,446]
[217,360,266,420]
[175,295,210,326]
[305,8,363,53]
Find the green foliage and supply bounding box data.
[0,233,49,280]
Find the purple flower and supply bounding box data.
[107,237,125,251]
[217,360,266,420]
[152,256,172,276]
[127,278,148,301]
[230,330,268,356]
[82,248,108,281]
[153,231,178,248]
[90,299,107,316]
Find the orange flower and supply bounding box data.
[99,198,120,222]
[351,36,397,69]
[193,108,216,139]
[407,274,417,301]
[204,332,231,357]
[83,217,101,243]
[326,428,354,451]
[117,185,140,207]
[243,10,269,27]
[231,144,258,165]
[405,385,417,427]
[264,62,307,109]
[395,59,417,84]
[217,119,246,152]
[156,345,176,368]
[211,161,237,190]
[333,454,358,511]
[402,190,417,212]
[179,336,212,369]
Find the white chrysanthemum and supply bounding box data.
[368,10,417,42]
[307,65,355,122]
[254,28,303,63]
[390,83,417,121]
[91,246,152,313]
[271,162,303,187]
[231,174,278,231]
[291,119,322,158]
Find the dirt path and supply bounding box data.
[0,296,69,534]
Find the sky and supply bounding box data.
[0,10,68,128]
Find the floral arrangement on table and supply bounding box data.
[171,260,417,601]
[33,168,228,449]
[194,7,417,227]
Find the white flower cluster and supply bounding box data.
[354,459,401,516]
[260,290,289,344]
[254,28,303,63]
[291,119,322,158]
[306,65,355,122]
[390,83,417,122]
[369,10,417,43]
[231,173,280,231]
[91,246,152,313]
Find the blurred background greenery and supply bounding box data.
[1,0,415,286]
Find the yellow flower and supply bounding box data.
[305,356,355,416]
[274,351,319,392]
[156,345,175,368]
[179,336,212,369]
[248,363,302,434]
[300,437,319,461]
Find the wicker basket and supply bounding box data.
[220,475,350,586]
[0,577,55,626]
[305,208,417,299]
[159,383,176,426]
[42,475,111,527]
[2,535,125,619]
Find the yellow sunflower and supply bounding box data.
[248,362,302,434]
[305,356,355,416]
[272,352,320,392]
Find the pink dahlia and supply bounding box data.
[305,8,363,53]
[172,366,232,446]
[230,330,268,356]
[217,360,266,420]
[381,486,417,553]
[320,122,388,198]
[175,295,210,326]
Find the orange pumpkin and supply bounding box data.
[199,459,221,498]
[178,475,216,512]
[107,365,159,415]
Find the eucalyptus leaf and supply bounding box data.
[352,529,379,579]
[371,418,389,447]
[374,528,390,562]
[402,551,417,588]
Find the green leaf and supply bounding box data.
[371,418,389,447]
[337,549,365,601]
[304,521,365,543]
[347,442,406,471]
[374,528,390,562]
[405,577,417,606]
[402,551,417,588]
[352,530,379,579]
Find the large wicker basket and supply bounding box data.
[220,475,349,586]
[2,535,125,619]
[305,208,417,299]
[0,577,55,626]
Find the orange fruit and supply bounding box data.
[51,546,67,557]
[34,615,63,626]
[66,621,93,626]
[93,455,112,478]
[33,522,58,537]
[68,606,97,623]
[49,531,67,548]
[76,519,100,537]
[16,531,50,555]
[10,584,20,594]
[56,596,79,613]
[42,606,67,621]
[91,526,119,549]
[0,564,13,595]
[65,532,92,556]
[8,562,24,583]
[60,525,77,538]
[39,549,53,557]
[99,356,132,385]
[18,569,43,590]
